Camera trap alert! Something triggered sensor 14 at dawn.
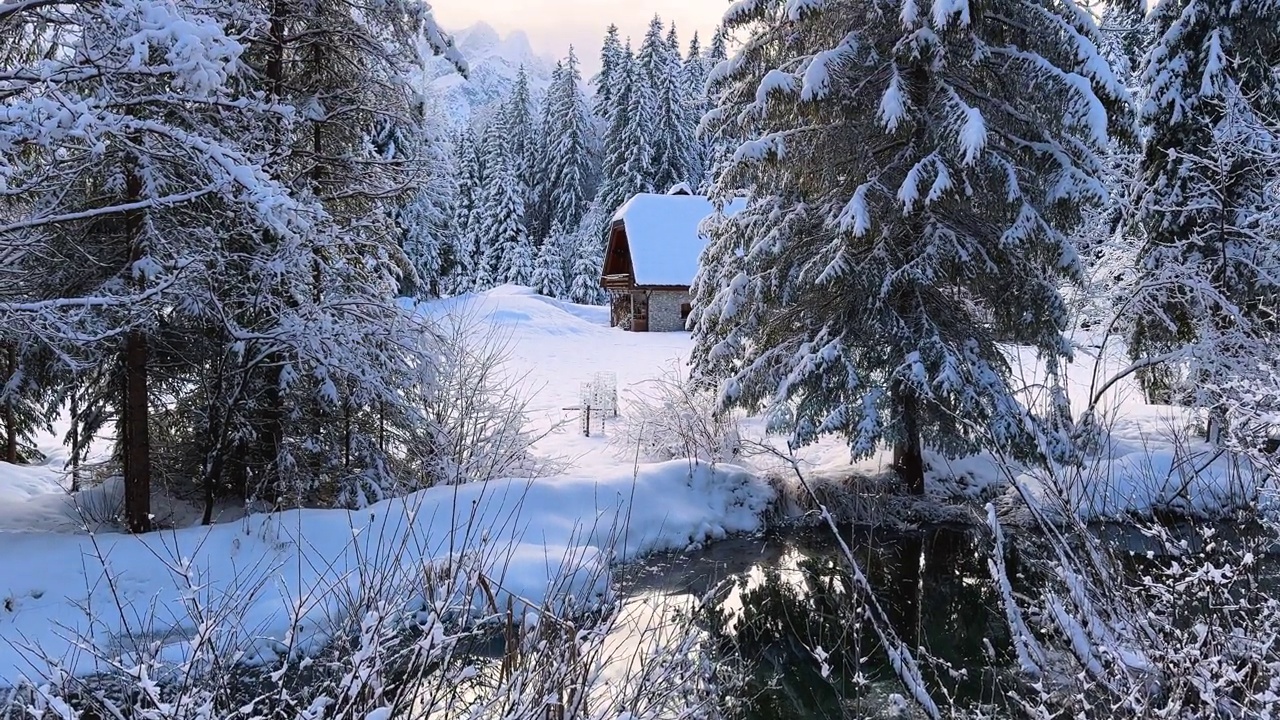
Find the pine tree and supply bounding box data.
[527,60,565,244]
[1099,0,1148,88]
[1128,0,1280,441]
[479,116,532,287]
[0,0,463,524]
[0,0,301,529]
[691,0,1128,494]
[532,222,569,298]
[567,203,607,305]
[699,25,733,192]
[390,97,456,299]
[683,32,710,186]
[594,24,625,120]
[599,45,653,223]
[637,16,694,192]
[451,129,485,294]
[504,66,539,212]
[543,47,597,234]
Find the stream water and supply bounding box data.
[612,523,1280,719]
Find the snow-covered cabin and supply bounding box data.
[600,188,742,331]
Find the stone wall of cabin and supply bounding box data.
[647,289,692,332]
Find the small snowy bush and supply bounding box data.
[420,308,557,486]
[3,513,731,720]
[614,363,742,465]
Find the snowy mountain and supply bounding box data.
[425,22,556,128]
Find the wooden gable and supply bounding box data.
[600,220,634,289]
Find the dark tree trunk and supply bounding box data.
[892,387,925,495]
[120,148,151,533]
[201,406,225,526]
[69,383,81,491]
[2,345,16,464]
[123,329,152,533]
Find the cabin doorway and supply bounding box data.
[631,293,649,332]
[610,292,631,328]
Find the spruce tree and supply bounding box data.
[699,26,733,191]
[543,47,597,234]
[451,129,485,294]
[683,32,710,186]
[389,98,456,299]
[532,222,569,298]
[599,45,653,221]
[594,24,625,120]
[479,116,532,287]
[691,0,1128,494]
[1128,0,1280,441]
[567,203,607,305]
[504,66,539,215]
[637,16,694,192]
[1099,0,1148,88]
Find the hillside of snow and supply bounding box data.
[424,22,556,127]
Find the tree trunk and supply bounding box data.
[69,383,80,492]
[121,145,151,533]
[2,345,15,464]
[123,329,152,533]
[892,387,925,495]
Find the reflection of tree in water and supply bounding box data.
[703,528,1012,719]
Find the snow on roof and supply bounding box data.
[611,193,745,287]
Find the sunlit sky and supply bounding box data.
[429,0,730,73]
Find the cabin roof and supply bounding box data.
[609,193,745,287]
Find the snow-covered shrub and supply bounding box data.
[987,497,1280,719]
[419,308,557,486]
[3,511,731,720]
[614,363,741,465]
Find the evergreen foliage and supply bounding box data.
[0,0,464,528]
[594,24,625,121]
[479,115,532,288]
[1127,0,1280,440]
[532,222,569,298]
[691,0,1128,492]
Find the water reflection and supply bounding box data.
[619,527,1014,719]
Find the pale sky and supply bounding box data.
[429,0,729,73]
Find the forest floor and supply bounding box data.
[0,284,1261,685]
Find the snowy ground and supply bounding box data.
[0,284,1263,686]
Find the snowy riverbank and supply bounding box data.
[0,286,1267,685]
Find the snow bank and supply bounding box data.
[0,460,772,686]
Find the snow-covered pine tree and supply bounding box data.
[637,17,694,192]
[543,47,597,234]
[0,342,55,464]
[593,24,625,121]
[2,0,465,523]
[453,129,486,294]
[532,222,569,298]
[385,95,457,299]
[1128,0,1280,443]
[1070,0,1147,331]
[527,60,565,244]
[504,66,539,217]
[598,44,654,225]
[682,32,710,187]
[698,26,733,192]
[1099,0,1148,87]
[479,115,533,287]
[567,202,607,305]
[692,0,1128,493]
[228,0,463,507]
[0,0,308,529]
